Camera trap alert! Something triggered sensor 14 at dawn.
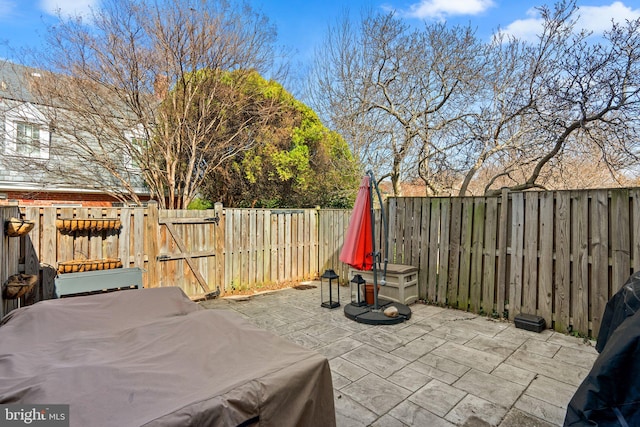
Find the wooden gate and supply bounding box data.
[155,205,224,300]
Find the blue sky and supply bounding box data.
[1,0,639,66]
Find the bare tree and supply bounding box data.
[310,1,640,197]
[455,1,640,195]
[309,11,483,196]
[11,0,283,208]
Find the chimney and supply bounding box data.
[153,75,169,100]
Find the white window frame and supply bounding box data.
[4,103,50,159]
[124,125,147,171]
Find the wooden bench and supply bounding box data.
[54,267,143,298]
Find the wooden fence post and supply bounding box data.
[1,204,21,317]
[214,202,225,295]
[496,189,509,318]
[145,201,159,288]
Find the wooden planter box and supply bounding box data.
[349,263,419,305]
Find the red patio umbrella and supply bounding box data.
[340,176,373,270]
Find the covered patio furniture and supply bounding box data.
[0,287,336,426]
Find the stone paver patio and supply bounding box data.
[201,282,597,427]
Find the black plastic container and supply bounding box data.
[514,313,546,333]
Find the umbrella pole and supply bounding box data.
[369,172,379,310]
[367,170,389,311]
[371,173,389,288]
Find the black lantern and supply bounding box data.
[350,274,367,306]
[321,269,340,309]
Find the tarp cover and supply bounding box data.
[564,272,640,425]
[0,287,336,427]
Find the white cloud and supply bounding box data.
[39,0,99,18]
[500,2,640,42]
[403,0,495,20]
[578,1,640,33]
[498,7,543,42]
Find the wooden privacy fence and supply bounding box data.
[3,187,638,337]
[1,203,350,316]
[386,189,640,338]
[1,203,154,317]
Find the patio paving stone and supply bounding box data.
[390,334,446,361]
[520,338,561,358]
[330,357,370,382]
[317,337,364,359]
[546,332,597,350]
[200,285,598,426]
[514,394,567,426]
[356,328,407,352]
[417,352,471,377]
[496,326,554,342]
[445,394,509,427]
[407,359,461,384]
[432,341,505,373]
[281,329,325,350]
[340,373,412,416]
[457,317,510,337]
[408,379,467,417]
[333,392,378,427]
[491,363,537,386]
[505,348,590,387]
[331,371,353,389]
[390,323,435,340]
[429,324,479,344]
[499,408,556,427]
[453,369,526,407]
[386,366,434,392]
[389,400,456,427]
[553,345,599,369]
[524,375,577,408]
[465,335,523,358]
[343,345,409,379]
[369,414,407,427]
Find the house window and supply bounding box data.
[124,130,147,170]
[16,122,41,156]
[4,103,50,159]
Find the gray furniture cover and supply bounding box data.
[0,287,336,426]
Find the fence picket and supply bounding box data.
[458,198,473,311]
[590,190,609,336]
[482,198,497,314]
[509,192,524,320]
[448,198,462,307]
[523,192,539,316]
[419,198,431,300]
[611,189,631,293]
[571,191,589,334]
[555,192,571,333]
[438,199,451,305]
[538,192,553,325]
[470,198,484,313]
[428,199,440,302]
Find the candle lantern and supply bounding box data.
[320,269,340,309]
[350,274,367,306]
